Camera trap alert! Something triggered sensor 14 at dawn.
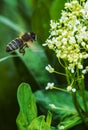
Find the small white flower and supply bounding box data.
[61,38,67,44]
[50,20,59,29]
[78,63,83,69]
[45,82,54,90]
[73,26,77,32]
[82,69,87,74]
[59,125,65,130]
[79,53,83,59]
[83,54,88,59]
[67,86,72,92]
[65,2,71,8]
[69,36,76,44]
[84,1,88,10]
[49,104,57,109]
[86,45,88,49]
[75,19,80,25]
[62,30,67,36]
[42,43,48,46]
[71,68,75,73]
[72,88,76,92]
[45,64,54,73]
[81,26,86,32]
[81,41,86,47]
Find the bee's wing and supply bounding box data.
[26,41,44,52]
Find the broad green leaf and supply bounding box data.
[34,90,88,129]
[16,83,37,130]
[16,42,52,87]
[0,15,24,33]
[28,115,50,130]
[34,90,77,117]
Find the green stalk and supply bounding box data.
[76,68,88,115]
[64,61,71,85]
[79,78,88,114]
[72,91,88,127]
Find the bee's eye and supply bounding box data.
[31,32,36,40]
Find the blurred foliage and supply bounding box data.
[0,0,68,130]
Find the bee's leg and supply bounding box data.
[25,43,29,48]
[19,48,25,55]
[19,44,27,55]
[19,44,28,55]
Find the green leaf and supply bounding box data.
[16,82,37,130]
[57,115,82,130]
[0,15,24,33]
[50,126,57,130]
[50,0,66,20]
[34,90,77,117]
[28,115,51,130]
[34,90,84,129]
[16,42,52,87]
[46,111,52,127]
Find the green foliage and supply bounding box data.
[28,115,51,130]
[16,83,52,130]
[34,90,84,129]
[35,90,76,115]
[16,82,88,130]
[57,115,81,130]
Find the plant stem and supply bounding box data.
[64,61,71,85]
[52,86,67,92]
[72,91,88,127]
[79,78,88,114]
[54,70,66,76]
[76,68,88,115]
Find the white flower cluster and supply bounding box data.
[46,0,88,71]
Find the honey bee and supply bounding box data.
[6,32,37,55]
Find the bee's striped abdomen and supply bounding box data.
[6,38,23,52]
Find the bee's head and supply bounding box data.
[30,32,37,41]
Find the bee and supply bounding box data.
[6,32,37,55]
